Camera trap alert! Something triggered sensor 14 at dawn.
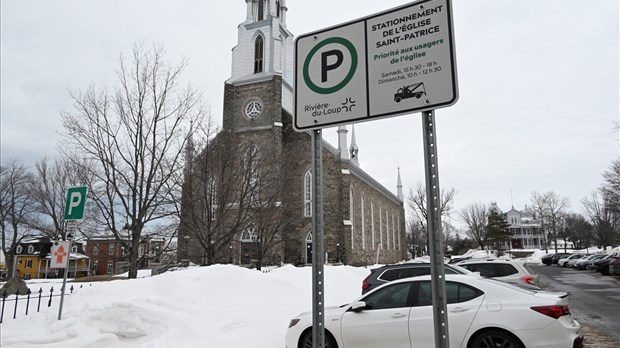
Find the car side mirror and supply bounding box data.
[350,301,367,312]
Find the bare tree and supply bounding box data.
[181,130,260,265]
[582,190,618,249]
[407,182,455,233]
[407,181,455,255]
[544,191,570,253]
[560,213,593,250]
[406,218,426,258]
[442,221,458,253]
[29,157,90,240]
[530,191,570,253]
[60,44,206,278]
[0,161,37,279]
[247,146,288,270]
[459,201,488,249]
[602,159,620,212]
[529,191,549,252]
[181,124,290,270]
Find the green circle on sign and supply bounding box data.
[303,37,358,95]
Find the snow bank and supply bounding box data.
[0,265,370,348]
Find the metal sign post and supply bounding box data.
[58,186,87,320]
[311,129,325,348]
[422,110,450,348]
[294,2,459,346]
[57,228,73,321]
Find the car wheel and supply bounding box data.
[470,330,523,348]
[300,330,337,348]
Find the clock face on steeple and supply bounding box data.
[244,99,263,119]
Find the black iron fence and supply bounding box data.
[0,284,85,323]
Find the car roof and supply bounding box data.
[388,273,476,283]
[455,258,518,264]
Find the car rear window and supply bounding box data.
[380,267,430,281]
[459,263,518,277]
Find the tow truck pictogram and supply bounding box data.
[394,82,426,103]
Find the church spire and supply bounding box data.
[228,0,294,111]
[337,126,349,160]
[397,167,403,201]
[185,120,195,177]
[349,125,359,166]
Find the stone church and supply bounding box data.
[179,0,406,266]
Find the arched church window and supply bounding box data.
[350,188,354,250]
[304,170,312,217]
[258,0,264,21]
[245,144,261,204]
[208,177,218,220]
[254,35,264,74]
[371,200,375,249]
[361,194,365,250]
[241,225,258,242]
[276,1,280,17]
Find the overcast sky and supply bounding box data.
[1,0,618,225]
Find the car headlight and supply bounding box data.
[288,319,300,328]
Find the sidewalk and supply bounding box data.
[581,322,620,347]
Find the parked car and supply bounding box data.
[286,274,583,348]
[448,256,472,264]
[550,253,571,265]
[573,254,605,270]
[593,254,619,275]
[557,254,586,267]
[608,256,620,276]
[567,254,592,268]
[361,262,473,294]
[541,253,557,265]
[455,258,539,288]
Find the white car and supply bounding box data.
[285,275,583,348]
[455,258,539,288]
[557,254,586,267]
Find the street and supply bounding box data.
[528,263,620,346]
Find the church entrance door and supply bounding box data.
[306,232,313,263]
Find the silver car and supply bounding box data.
[455,258,539,288]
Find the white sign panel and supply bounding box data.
[50,241,71,268]
[295,0,458,131]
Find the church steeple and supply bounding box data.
[228,0,293,94]
[350,125,359,166]
[397,167,403,201]
[337,126,349,160]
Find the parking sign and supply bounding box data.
[294,0,458,131]
[64,186,88,220]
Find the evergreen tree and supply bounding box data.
[486,210,511,256]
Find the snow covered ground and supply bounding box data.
[1,247,617,348]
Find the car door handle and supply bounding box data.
[450,307,469,313]
[391,313,407,318]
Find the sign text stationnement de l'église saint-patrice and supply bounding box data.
[294,0,458,131]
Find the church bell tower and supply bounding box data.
[223,0,294,132]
